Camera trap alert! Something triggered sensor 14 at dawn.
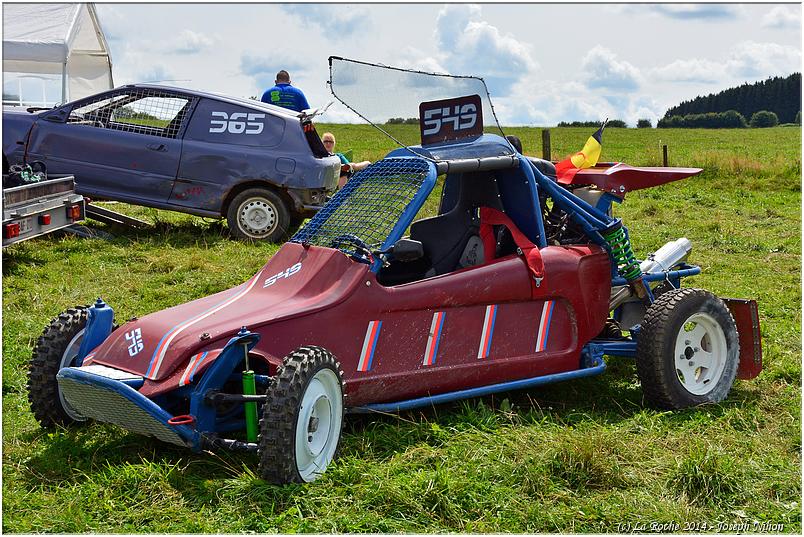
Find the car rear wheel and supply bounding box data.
[226,188,291,242]
[636,288,739,409]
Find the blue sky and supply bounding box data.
[95,3,802,126]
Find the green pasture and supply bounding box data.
[2,126,800,532]
[114,117,171,129]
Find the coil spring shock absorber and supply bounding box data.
[602,222,651,305]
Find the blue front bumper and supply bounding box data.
[57,367,199,448]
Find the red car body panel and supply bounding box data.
[92,241,611,406]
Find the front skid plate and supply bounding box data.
[57,368,192,447]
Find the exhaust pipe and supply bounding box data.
[609,238,693,310]
[640,237,692,273]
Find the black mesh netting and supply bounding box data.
[328,57,512,158]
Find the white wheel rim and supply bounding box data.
[238,197,277,238]
[59,329,88,421]
[295,368,342,482]
[674,312,728,396]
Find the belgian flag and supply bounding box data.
[555,120,607,184]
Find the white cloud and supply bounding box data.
[651,59,723,84]
[240,54,308,89]
[94,5,126,43]
[280,4,368,38]
[170,30,214,55]
[94,3,800,127]
[582,46,642,91]
[761,6,801,29]
[391,48,448,74]
[498,78,614,126]
[435,4,482,50]
[649,4,739,20]
[138,64,174,85]
[434,4,538,95]
[650,41,800,86]
[725,41,802,79]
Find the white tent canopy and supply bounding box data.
[3,3,113,106]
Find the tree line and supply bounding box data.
[663,73,801,124]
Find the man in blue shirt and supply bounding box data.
[260,70,310,112]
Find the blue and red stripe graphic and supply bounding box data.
[178,351,210,387]
[535,300,555,352]
[81,351,97,366]
[357,320,382,372]
[145,270,263,379]
[477,304,498,359]
[422,311,446,366]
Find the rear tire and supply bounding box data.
[28,306,91,426]
[258,346,345,484]
[636,288,739,409]
[226,188,291,242]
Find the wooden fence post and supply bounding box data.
[663,144,668,167]
[542,129,551,161]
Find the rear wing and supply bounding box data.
[571,163,702,197]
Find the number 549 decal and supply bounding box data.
[418,94,483,145]
[263,262,302,288]
[209,111,265,134]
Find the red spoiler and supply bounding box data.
[570,162,702,198]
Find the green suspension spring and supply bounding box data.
[603,225,641,281]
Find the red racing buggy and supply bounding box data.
[27,59,762,484]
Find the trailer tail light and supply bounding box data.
[39,214,51,225]
[67,204,81,221]
[4,223,20,239]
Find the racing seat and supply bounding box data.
[410,172,504,277]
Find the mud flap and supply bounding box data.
[723,298,762,379]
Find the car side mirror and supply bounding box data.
[392,238,424,262]
[42,109,68,123]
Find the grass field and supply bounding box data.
[2,126,800,533]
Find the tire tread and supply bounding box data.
[257,346,345,484]
[636,288,739,410]
[27,306,89,427]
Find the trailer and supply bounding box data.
[3,174,85,247]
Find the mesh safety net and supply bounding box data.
[328,57,513,159]
[71,87,191,139]
[291,157,432,254]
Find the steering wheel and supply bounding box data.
[330,234,374,264]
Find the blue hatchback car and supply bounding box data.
[2,84,341,241]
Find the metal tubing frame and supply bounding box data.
[515,155,548,248]
[371,158,439,273]
[189,328,260,435]
[611,264,701,287]
[588,339,638,358]
[525,160,615,234]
